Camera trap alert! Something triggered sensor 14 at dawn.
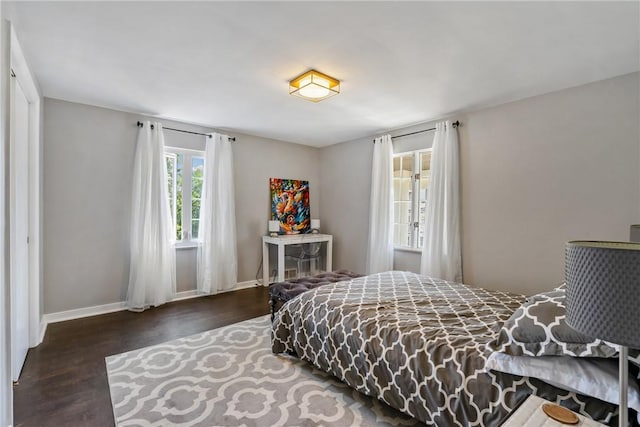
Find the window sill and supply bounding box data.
[174,241,201,250]
[394,246,422,254]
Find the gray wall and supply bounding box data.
[459,72,639,295]
[233,133,321,280]
[43,72,640,313]
[319,138,373,275]
[43,98,320,313]
[321,72,640,296]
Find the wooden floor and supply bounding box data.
[13,286,270,427]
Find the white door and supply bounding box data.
[10,72,30,381]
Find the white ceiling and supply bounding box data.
[6,1,640,147]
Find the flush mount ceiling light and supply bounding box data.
[289,69,340,102]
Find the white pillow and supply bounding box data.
[486,351,640,421]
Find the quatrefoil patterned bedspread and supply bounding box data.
[271,271,621,426]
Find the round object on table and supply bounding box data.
[542,403,579,425]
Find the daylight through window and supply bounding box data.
[393,149,431,249]
[165,148,205,245]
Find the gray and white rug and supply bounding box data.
[105,315,421,426]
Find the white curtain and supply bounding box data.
[366,135,394,274]
[420,121,462,282]
[197,134,237,294]
[127,121,176,311]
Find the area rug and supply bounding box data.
[105,315,421,426]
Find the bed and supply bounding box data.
[271,271,629,426]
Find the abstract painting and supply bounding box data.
[270,178,310,234]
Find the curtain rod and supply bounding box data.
[372,120,460,143]
[136,121,236,142]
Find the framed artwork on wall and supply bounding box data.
[270,178,310,234]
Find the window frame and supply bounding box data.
[393,148,432,251]
[165,146,205,249]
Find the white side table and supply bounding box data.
[262,234,333,285]
[501,395,606,427]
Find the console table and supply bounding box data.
[262,234,333,285]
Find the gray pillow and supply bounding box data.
[488,287,629,358]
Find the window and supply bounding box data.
[165,148,205,246]
[393,149,431,249]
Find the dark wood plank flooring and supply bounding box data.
[13,286,270,427]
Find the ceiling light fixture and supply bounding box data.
[289,69,340,102]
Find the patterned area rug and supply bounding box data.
[105,315,421,426]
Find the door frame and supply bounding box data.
[1,19,42,425]
[9,23,41,351]
[9,55,30,382]
[0,14,10,427]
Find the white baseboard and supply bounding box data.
[41,280,262,329]
[170,289,200,302]
[42,301,127,325]
[170,280,259,300]
[37,319,47,345]
[231,279,260,291]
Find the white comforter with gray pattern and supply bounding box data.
[271,271,620,426]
